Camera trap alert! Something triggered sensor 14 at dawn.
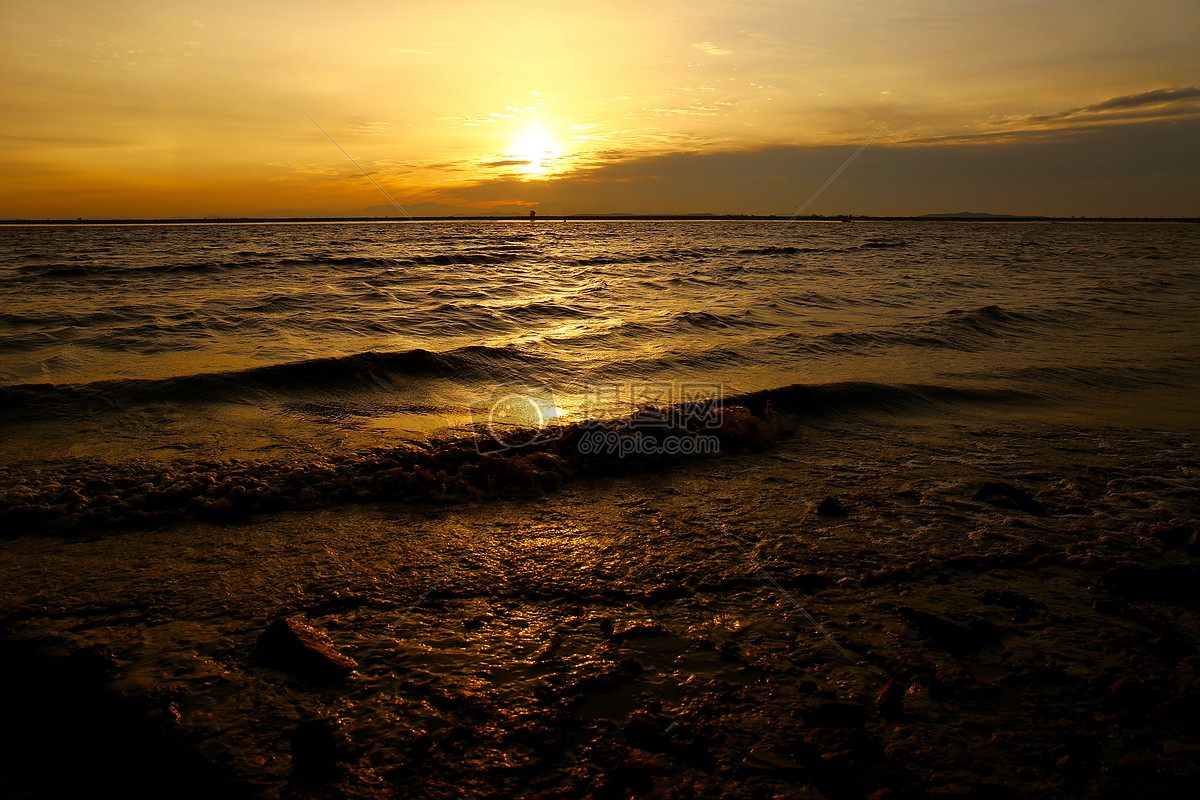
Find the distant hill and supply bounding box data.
[918,211,1021,219]
[248,202,522,218]
[246,201,632,218]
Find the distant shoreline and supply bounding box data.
[1,213,1197,225]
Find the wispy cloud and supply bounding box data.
[1000,86,1200,126]
[0,133,135,147]
[354,121,390,136]
[1080,86,1200,113]
[392,47,434,56]
[690,41,731,56]
[429,115,1200,217]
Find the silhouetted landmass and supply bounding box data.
[1,214,1197,224]
[918,211,1019,219]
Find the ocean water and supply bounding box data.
[1,219,1198,465]
[4,220,1200,795]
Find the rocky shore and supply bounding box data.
[2,412,1198,798]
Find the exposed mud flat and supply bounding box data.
[2,413,1199,799]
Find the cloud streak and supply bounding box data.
[1082,86,1200,113]
[433,115,1200,218]
[690,41,731,56]
[1005,86,1200,126]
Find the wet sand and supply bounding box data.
[2,411,1199,798]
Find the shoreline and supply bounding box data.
[7,380,1195,540]
[2,412,1197,797]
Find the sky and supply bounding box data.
[2,0,1198,218]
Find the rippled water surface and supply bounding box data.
[2,220,1197,460]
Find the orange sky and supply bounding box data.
[2,0,1198,218]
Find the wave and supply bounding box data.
[495,300,596,321]
[1000,360,1200,392]
[0,377,1046,537]
[736,245,841,256]
[675,310,761,329]
[0,308,148,328]
[721,381,1043,419]
[857,237,909,249]
[279,251,528,269]
[566,246,727,267]
[15,260,263,278]
[733,238,908,257]
[0,344,555,416]
[764,305,1052,355]
[901,304,1046,350]
[13,250,537,279]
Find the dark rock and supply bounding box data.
[876,680,904,718]
[622,716,669,753]
[1148,631,1196,663]
[921,782,1014,798]
[571,664,636,694]
[817,496,849,518]
[1049,734,1103,783]
[1148,523,1194,548]
[1108,756,1162,783]
[618,657,645,676]
[290,718,354,781]
[695,575,763,592]
[189,496,241,522]
[896,606,1001,655]
[672,724,721,769]
[1099,564,1200,606]
[408,732,433,755]
[1164,690,1200,733]
[1104,677,1159,715]
[257,617,358,683]
[972,482,1047,516]
[60,642,118,685]
[0,635,245,798]
[462,614,488,632]
[716,640,743,662]
[799,728,896,796]
[741,748,805,772]
[978,588,1045,623]
[427,686,472,711]
[609,749,668,793]
[804,701,870,729]
[977,588,1043,612]
[433,723,477,748]
[784,572,830,591]
[611,621,669,641]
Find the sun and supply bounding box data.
[507,123,562,176]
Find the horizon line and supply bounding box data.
[3,213,1199,225]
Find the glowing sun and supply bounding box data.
[507,124,562,176]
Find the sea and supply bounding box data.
[1,219,1198,468]
[4,219,1200,795]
